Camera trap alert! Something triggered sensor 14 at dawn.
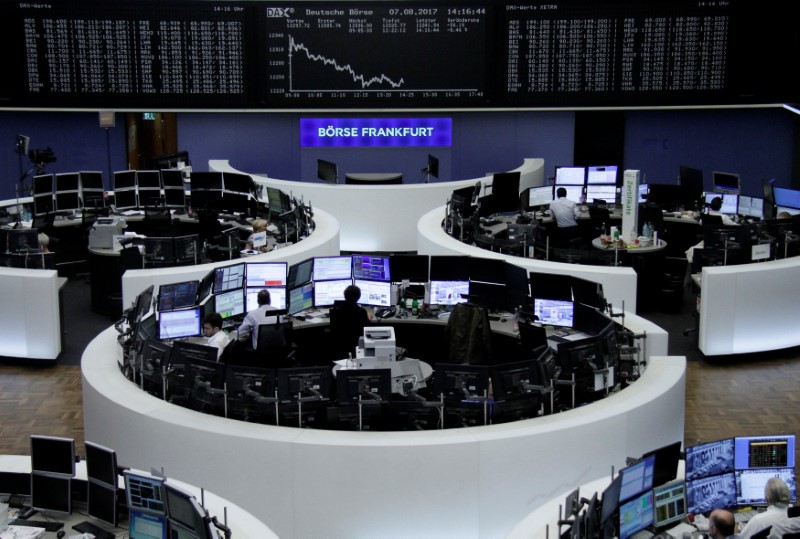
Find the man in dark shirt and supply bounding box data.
[330,285,371,358]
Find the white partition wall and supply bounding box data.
[416,206,639,313]
[82,326,681,539]
[0,267,61,360]
[209,158,545,253]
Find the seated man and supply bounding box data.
[548,187,582,246]
[707,196,738,226]
[237,289,280,349]
[202,313,234,360]
[330,285,371,358]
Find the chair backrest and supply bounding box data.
[700,213,723,226]
[256,321,293,351]
[588,206,611,224]
[120,246,144,273]
[329,301,369,358]
[518,318,547,354]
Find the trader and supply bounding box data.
[740,477,791,538]
[708,509,739,539]
[237,289,280,349]
[548,187,581,246]
[330,285,371,358]
[707,197,738,226]
[202,312,233,360]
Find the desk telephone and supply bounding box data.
[375,306,397,319]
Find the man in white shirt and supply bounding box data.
[202,313,233,360]
[740,477,791,538]
[548,187,581,228]
[237,289,280,349]
[708,197,738,226]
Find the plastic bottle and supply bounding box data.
[411,298,419,317]
[513,305,521,330]
[642,221,651,240]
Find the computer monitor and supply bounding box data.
[558,185,584,203]
[152,151,190,170]
[587,165,618,185]
[639,183,649,204]
[679,166,704,197]
[246,261,288,288]
[163,188,186,208]
[389,254,429,283]
[336,368,392,405]
[190,171,223,191]
[353,279,392,308]
[136,170,162,189]
[113,170,137,190]
[736,467,797,506]
[555,166,586,185]
[114,189,138,210]
[467,281,507,311]
[524,186,554,209]
[686,472,737,514]
[571,276,605,311]
[533,298,574,328]
[157,281,199,312]
[641,441,682,488]
[288,283,314,315]
[277,366,333,401]
[213,263,245,294]
[124,471,166,515]
[287,258,314,289]
[429,280,469,306]
[85,441,119,527]
[430,255,469,281]
[246,286,287,311]
[55,172,80,192]
[313,256,352,281]
[158,308,202,339]
[352,255,391,282]
[653,481,686,528]
[313,278,351,307]
[490,359,536,400]
[734,434,795,469]
[215,289,245,319]
[223,171,255,194]
[619,455,656,502]
[34,194,54,216]
[317,159,338,184]
[600,473,624,525]
[129,509,168,539]
[171,340,218,367]
[529,272,572,302]
[491,171,522,213]
[30,435,75,475]
[704,193,738,215]
[713,171,740,193]
[56,191,82,211]
[30,473,72,515]
[6,229,39,253]
[773,187,800,211]
[165,482,211,539]
[738,196,764,218]
[33,173,53,195]
[434,364,491,399]
[467,257,505,285]
[426,154,439,179]
[160,169,185,188]
[619,490,654,539]
[586,184,617,204]
[564,487,581,516]
[685,438,735,481]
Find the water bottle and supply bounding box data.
[642,221,651,240]
[411,298,419,317]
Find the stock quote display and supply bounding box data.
[263,3,491,107]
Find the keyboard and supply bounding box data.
[73,520,117,539]
[734,508,760,524]
[9,519,64,532]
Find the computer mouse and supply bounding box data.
[57,531,65,539]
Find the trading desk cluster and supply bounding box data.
[0,435,230,539]
[116,253,643,431]
[554,434,797,539]
[0,227,53,269]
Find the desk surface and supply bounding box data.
[591,236,668,253]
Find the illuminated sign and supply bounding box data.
[300,118,452,147]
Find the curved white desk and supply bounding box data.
[120,206,340,306]
[417,206,640,314]
[209,158,545,253]
[699,256,800,355]
[82,324,681,539]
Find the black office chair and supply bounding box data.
[699,213,723,226]
[517,317,547,356]
[256,320,296,367]
[443,302,492,364]
[588,206,611,238]
[660,257,689,313]
[329,301,369,360]
[119,246,144,274]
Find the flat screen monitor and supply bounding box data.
[641,441,682,488]
[557,185,584,203]
[529,272,573,302]
[313,278,351,307]
[85,441,118,487]
[734,434,795,469]
[56,191,81,211]
[30,435,75,475]
[190,171,223,191]
[317,159,338,184]
[277,366,333,401]
[34,194,54,216]
[288,283,314,315]
[6,229,39,252]
[246,261,288,288]
[83,190,106,209]
[160,169,185,188]
[223,171,254,193]
[87,481,118,528]
[491,171,522,213]
[490,359,535,400]
[653,481,686,527]
[136,170,161,189]
[352,254,390,282]
[157,281,199,312]
[158,308,202,339]
[288,258,314,289]
[213,263,245,294]
[190,188,223,211]
[114,171,137,190]
[152,151,189,170]
[639,184,649,204]
[135,285,156,322]
[773,187,800,210]
[587,165,618,185]
[430,255,469,281]
[601,473,623,525]
[686,472,737,514]
[736,467,797,506]
[215,289,245,319]
[467,257,505,285]
[353,279,392,307]
[646,184,688,207]
[619,490,654,539]
[525,186,554,208]
[337,368,392,405]
[30,473,71,515]
[165,482,209,539]
[170,340,218,367]
[426,154,439,179]
[163,188,186,208]
[313,256,352,281]
[429,280,469,306]
[738,196,764,218]
[564,487,581,517]
[679,166,704,195]
[533,298,574,328]
[555,166,586,185]
[246,286,287,311]
[776,206,800,217]
[129,509,168,539]
[267,187,288,216]
[619,455,656,502]
[571,276,605,311]
[124,471,166,515]
[434,364,491,400]
[389,254,429,283]
[113,189,138,210]
[55,172,80,192]
[713,171,740,193]
[704,193,738,215]
[33,174,54,195]
[686,438,735,481]
[586,184,617,204]
[467,281,506,311]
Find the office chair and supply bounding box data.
[517,318,547,355]
[443,302,492,364]
[660,257,689,313]
[588,206,611,238]
[699,213,723,226]
[119,246,144,274]
[329,301,369,360]
[256,320,296,367]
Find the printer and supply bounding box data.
[355,326,396,367]
[88,216,127,249]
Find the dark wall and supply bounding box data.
[1,108,796,200]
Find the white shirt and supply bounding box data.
[740,505,789,539]
[548,197,581,228]
[708,209,738,226]
[206,330,233,360]
[238,305,280,348]
[768,515,800,539]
